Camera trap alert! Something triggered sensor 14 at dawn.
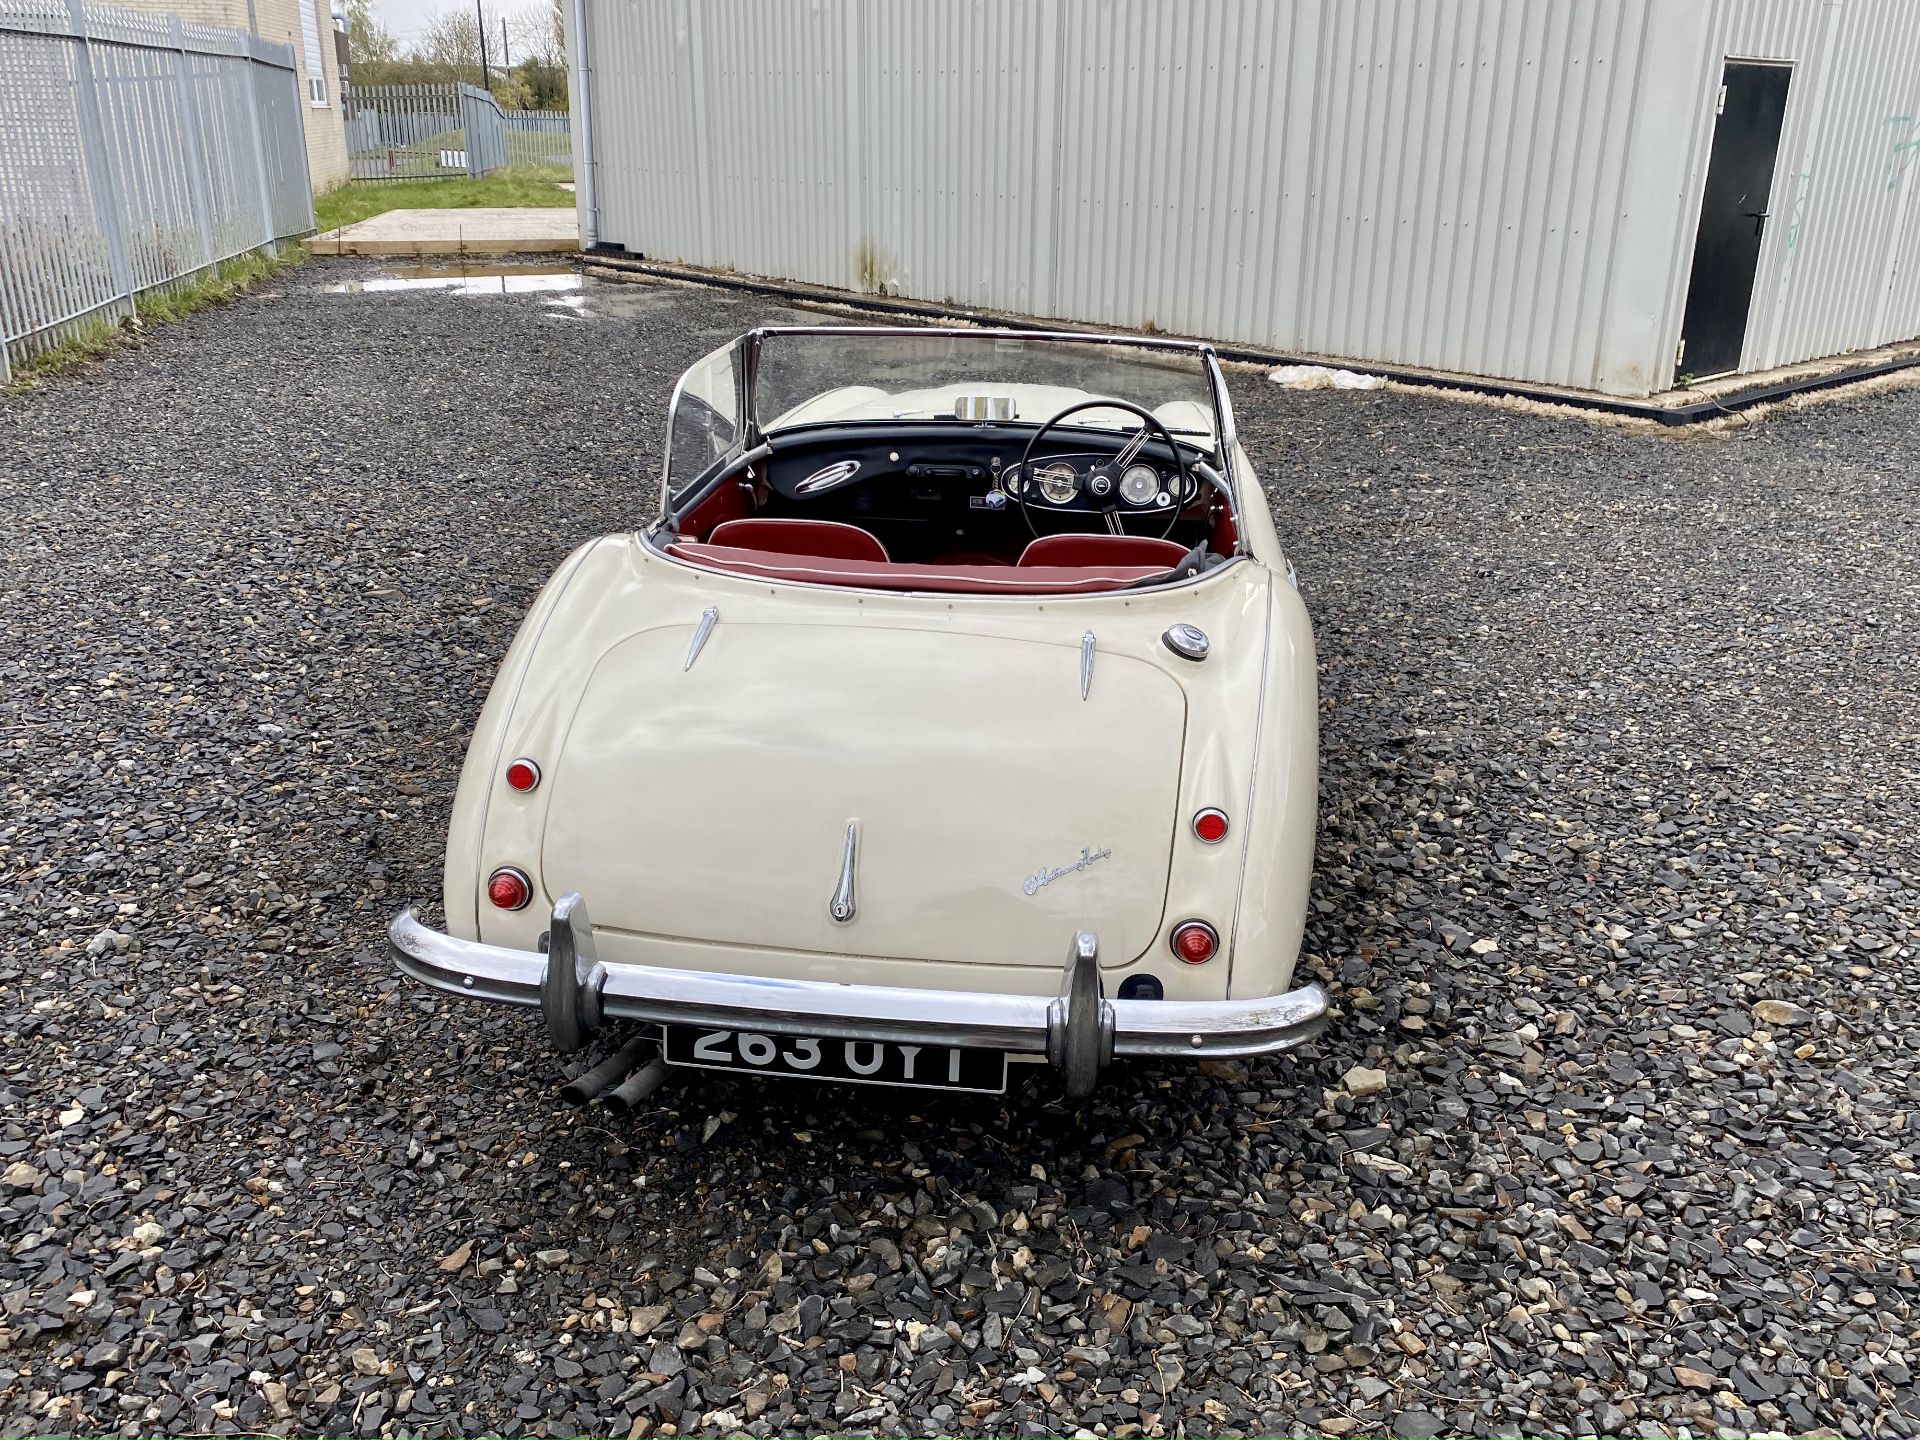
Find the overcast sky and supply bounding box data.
[359,0,550,65]
[372,0,472,47]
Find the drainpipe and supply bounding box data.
[566,0,597,247]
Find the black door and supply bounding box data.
[1675,61,1792,382]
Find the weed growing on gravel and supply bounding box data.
[3,245,301,390]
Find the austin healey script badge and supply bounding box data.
[1024,847,1113,896]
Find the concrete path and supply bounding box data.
[310,207,579,256]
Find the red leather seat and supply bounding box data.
[708,517,890,562]
[1017,534,1190,567]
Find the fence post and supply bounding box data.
[456,83,505,178]
[463,85,481,178]
[167,17,217,272]
[65,0,136,320]
[292,60,315,230]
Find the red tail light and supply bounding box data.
[1170,920,1218,965]
[505,758,541,792]
[487,866,533,911]
[1192,808,1229,843]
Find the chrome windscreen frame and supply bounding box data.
[658,325,1241,532]
[657,337,749,522]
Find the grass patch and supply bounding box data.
[314,167,574,234]
[135,246,296,324]
[5,245,302,391]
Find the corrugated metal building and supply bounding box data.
[564,0,1920,398]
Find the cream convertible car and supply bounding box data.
[389,327,1327,1098]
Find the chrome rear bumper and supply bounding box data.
[388,895,1328,1096]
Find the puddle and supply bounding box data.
[323,267,580,297]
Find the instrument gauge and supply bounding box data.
[1036,462,1078,505]
[1120,463,1159,506]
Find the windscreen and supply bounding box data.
[665,341,743,499]
[754,331,1219,447]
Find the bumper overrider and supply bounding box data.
[388,894,1329,1096]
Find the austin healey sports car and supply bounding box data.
[389,326,1327,1099]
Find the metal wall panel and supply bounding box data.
[573,0,1920,396]
[1731,0,1920,369]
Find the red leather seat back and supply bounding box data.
[708,518,890,562]
[1017,534,1190,568]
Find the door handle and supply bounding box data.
[1746,209,1770,237]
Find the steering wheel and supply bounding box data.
[1016,399,1192,542]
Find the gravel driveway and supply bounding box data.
[2,259,1916,1438]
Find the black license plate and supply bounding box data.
[662,1025,1007,1094]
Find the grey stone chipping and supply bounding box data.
[0,257,1915,1437]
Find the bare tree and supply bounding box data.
[415,6,483,71]
[343,0,399,75]
[507,0,561,67]
[349,0,562,106]
[506,0,565,107]
[345,0,399,66]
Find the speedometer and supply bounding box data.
[1036,462,1078,505]
[1119,463,1159,506]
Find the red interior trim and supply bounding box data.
[680,479,754,541]
[1209,503,1239,556]
[666,543,1165,594]
[1017,533,1191,567]
[710,517,890,562]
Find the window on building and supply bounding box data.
[299,0,328,105]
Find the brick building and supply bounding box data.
[122,0,347,191]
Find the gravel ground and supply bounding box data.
[2,258,1916,1439]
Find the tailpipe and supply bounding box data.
[603,1057,670,1114]
[559,1036,655,1106]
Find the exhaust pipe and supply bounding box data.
[559,1035,655,1105]
[603,1056,669,1114]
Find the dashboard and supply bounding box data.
[1006,451,1191,511]
[764,423,1202,518]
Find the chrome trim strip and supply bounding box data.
[658,367,689,521]
[1080,630,1096,700]
[795,458,863,494]
[1203,351,1240,510]
[388,908,1329,1071]
[683,606,719,671]
[740,327,764,449]
[828,820,858,923]
[749,323,1219,356]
